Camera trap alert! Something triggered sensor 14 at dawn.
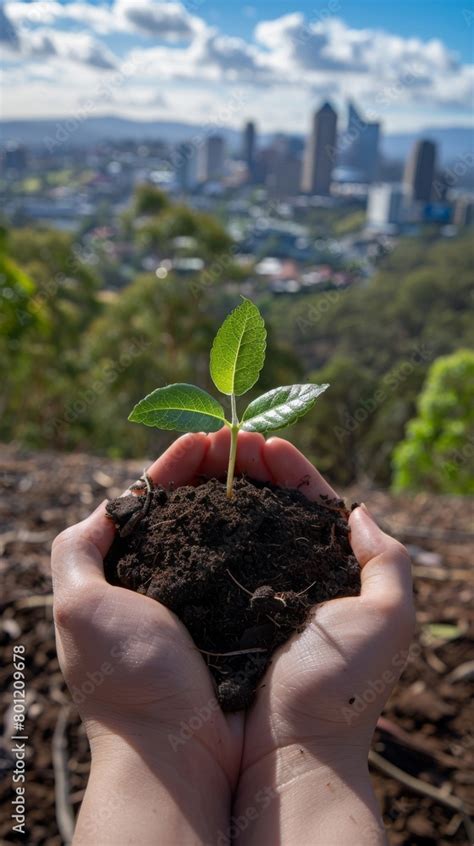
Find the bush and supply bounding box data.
[392,349,474,494]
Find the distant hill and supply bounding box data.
[0,115,241,148]
[0,115,472,165]
[381,126,473,164]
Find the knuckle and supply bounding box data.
[51,525,79,555]
[53,584,97,630]
[385,536,411,564]
[369,591,416,635]
[53,594,70,629]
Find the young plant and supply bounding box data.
[129,298,329,498]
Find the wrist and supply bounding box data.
[75,730,231,845]
[235,744,386,846]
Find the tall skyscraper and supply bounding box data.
[266,154,301,198]
[198,134,226,182]
[3,141,27,172]
[403,139,437,202]
[367,184,409,229]
[339,102,380,183]
[301,102,337,196]
[175,141,197,192]
[242,121,256,180]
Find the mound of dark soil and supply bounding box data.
[104,477,360,711]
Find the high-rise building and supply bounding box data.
[338,102,380,183]
[403,139,437,202]
[301,102,337,196]
[242,121,256,180]
[266,154,302,198]
[367,183,410,229]
[175,141,198,192]
[3,141,27,172]
[454,196,474,227]
[198,134,226,182]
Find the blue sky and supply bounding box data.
[1,0,473,132]
[204,0,474,61]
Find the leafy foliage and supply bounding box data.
[134,184,169,216]
[129,384,225,432]
[129,298,328,495]
[242,384,329,433]
[210,299,266,396]
[1,187,472,493]
[267,234,473,485]
[392,349,474,494]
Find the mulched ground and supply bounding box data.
[0,444,473,845]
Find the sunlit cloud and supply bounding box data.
[1,1,472,129]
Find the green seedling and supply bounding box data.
[129,298,329,498]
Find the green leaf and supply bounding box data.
[128,383,226,433]
[241,384,329,432]
[210,298,266,396]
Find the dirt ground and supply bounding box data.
[0,444,473,845]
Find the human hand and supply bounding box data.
[53,428,414,844]
[51,431,265,844]
[228,433,415,845]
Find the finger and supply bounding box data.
[235,431,272,482]
[349,504,413,608]
[263,437,338,501]
[51,500,113,591]
[199,427,231,478]
[52,434,210,596]
[200,428,272,482]
[145,432,209,488]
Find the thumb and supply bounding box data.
[349,504,413,610]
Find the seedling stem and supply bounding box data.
[128,299,329,498]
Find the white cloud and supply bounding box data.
[0,2,19,48]
[23,28,117,69]
[6,0,205,40]
[1,4,473,128]
[116,0,203,41]
[254,14,460,82]
[196,31,262,77]
[6,1,115,33]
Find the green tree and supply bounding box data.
[295,356,377,485]
[392,349,474,494]
[1,228,100,447]
[138,205,232,259]
[134,184,169,216]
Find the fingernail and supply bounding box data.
[360,502,373,517]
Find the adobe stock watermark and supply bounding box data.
[69,620,155,706]
[10,644,28,835]
[433,152,474,198]
[462,7,474,26]
[168,696,221,752]
[441,432,474,479]
[43,58,142,153]
[291,0,341,47]
[190,195,283,301]
[209,787,278,846]
[334,342,433,443]
[326,62,426,165]
[45,336,151,438]
[294,289,341,335]
[168,655,267,752]
[13,243,96,330]
[163,89,247,178]
[341,642,422,725]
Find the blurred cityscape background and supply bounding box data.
[0,2,473,844]
[2,85,473,490]
[1,85,473,491]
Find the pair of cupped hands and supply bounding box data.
[52,429,414,846]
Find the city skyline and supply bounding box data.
[1,0,473,133]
